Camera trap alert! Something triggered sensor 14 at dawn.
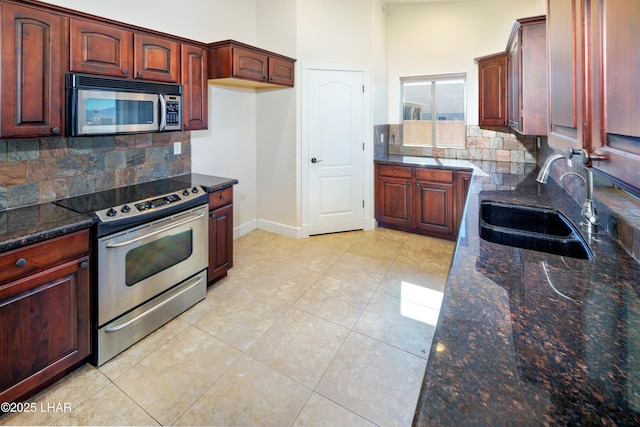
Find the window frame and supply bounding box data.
[400,73,467,148]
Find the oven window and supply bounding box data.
[85,98,155,126]
[125,230,193,286]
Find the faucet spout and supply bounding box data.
[536,153,565,183]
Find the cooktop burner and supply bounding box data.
[54,176,208,236]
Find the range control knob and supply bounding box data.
[106,208,117,217]
[192,187,199,193]
[121,205,131,213]
[183,189,190,196]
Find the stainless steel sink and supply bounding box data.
[479,201,593,260]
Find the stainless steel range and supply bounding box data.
[55,178,208,365]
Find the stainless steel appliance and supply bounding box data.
[55,178,207,365]
[66,74,182,136]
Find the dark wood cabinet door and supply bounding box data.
[1,4,63,138]
[476,53,508,127]
[268,57,295,87]
[414,180,454,236]
[376,176,414,228]
[593,0,640,192]
[181,44,208,130]
[547,0,583,153]
[232,46,268,82]
[0,256,90,403]
[209,203,233,284]
[134,33,180,82]
[507,34,520,131]
[455,171,472,235]
[69,19,133,78]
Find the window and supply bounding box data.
[401,74,466,148]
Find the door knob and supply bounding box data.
[311,157,322,163]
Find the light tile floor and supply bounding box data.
[0,228,455,427]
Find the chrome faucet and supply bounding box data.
[536,152,565,184]
[537,150,600,235]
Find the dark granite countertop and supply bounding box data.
[0,174,238,254]
[0,203,94,253]
[376,156,640,426]
[190,173,238,193]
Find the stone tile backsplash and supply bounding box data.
[386,124,537,163]
[0,131,191,211]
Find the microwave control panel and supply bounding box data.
[165,95,181,129]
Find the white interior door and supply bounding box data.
[308,69,364,235]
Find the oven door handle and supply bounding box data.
[104,274,204,333]
[105,211,205,248]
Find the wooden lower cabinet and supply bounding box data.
[0,230,91,404]
[375,164,471,240]
[208,188,234,284]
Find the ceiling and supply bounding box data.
[385,0,464,3]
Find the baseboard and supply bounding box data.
[234,219,257,239]
[256,218,305,239]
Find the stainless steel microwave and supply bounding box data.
[66,74,183,136]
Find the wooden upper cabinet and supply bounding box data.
[70,20,180,82]
[208,40,296,88]
[592,0,640,192]
[268,56,295,87]
[507,16,548,136]
[181,44,208,130]
[233,46,269,82]
[1,3,64,138]
[475,52,508,127]
[69,19,133,78]
[476,15,547,135]
[134,33,180,82]
[547,0,583,154]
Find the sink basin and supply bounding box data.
[479,201,593,260]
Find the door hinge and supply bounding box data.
[363,142,365,150]
[362,85,365,93]
[362,200,365,208]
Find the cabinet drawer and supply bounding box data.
[208,187,233,210]
[415,168,453,183]
[377,165,413,179]
[0,230,90,285]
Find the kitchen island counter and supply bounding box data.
[373,156,640,425]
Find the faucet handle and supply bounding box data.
[568,147,607,165]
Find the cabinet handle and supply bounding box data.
[220,195,226,201]
[138,71,144,77]
[15,258,26,267]
[80,261,89,270]
[51,127,60,135]
[393,169,397,174]
[407,181,411,185]
[122,69,129,75]
[431,173,436,177]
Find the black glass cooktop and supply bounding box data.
[54,176,197,216]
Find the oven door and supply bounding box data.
[75,88,159,135]
[97,205,208,326]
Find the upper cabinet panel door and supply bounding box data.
[134,33,180,82]
[476,53,508,127]
[181,44,208,130]
[268,57,295,87]
[70,19,133,78]
[594,0,640,191]
[547,0,583,153]
[1,4,64,137]
[232,47,268,82]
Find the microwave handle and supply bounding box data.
[159,94,167,131]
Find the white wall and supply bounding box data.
[386,0,545,124]
[255,0,299,235]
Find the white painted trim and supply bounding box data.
[234,219,257,240]
[301,63,373,238]
[257,218,305,239]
